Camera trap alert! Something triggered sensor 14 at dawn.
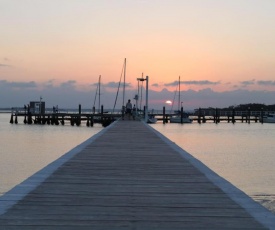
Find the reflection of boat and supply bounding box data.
[260,113,275,123]
[147,114,157,124]
[170,76,193,124]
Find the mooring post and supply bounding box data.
[232,108,235,124]
[215,108,219,124]
[90,115,94,127]
[61,116,65,125]
[10,114,14,124]
[101,105,104,123]
[77,104,82,126]
[248,107,251,124]
[47,116,50,125]
[198,108,201,124]
[180,106,183,124]
[28,112,32,124]
[261,108,264,124]
[163,106,166,124]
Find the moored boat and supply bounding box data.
[169,76,193,124]
[170,112,193,123]
[147,114,158,124]
[260,113,275,123]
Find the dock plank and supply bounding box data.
[0,120,273,229]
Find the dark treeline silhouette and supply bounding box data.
[198,103,275,111]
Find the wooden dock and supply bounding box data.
[1,120,275,229]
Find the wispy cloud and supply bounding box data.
[240,79,255,87]
[0,80,37,88]
[257,80,275,86]
[2,79,275,110]
[183,80,220,85]
[0,63,11,67]
[60,80,77,88]
[103,81,132,88]
[165,80,220,87]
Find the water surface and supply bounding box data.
[151,122,275,213]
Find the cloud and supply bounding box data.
[2,79,275,110]
[0,80,37,88]
[151,83,159,87]
[257,80,275,86]
[240,79,255,87]
[164,80,220,87]
[183,80,220,85]
[43,79,56,88]
[103,82,120,88]
[60,80,77,88]
[103,81,132,88]
[0,63,11,67]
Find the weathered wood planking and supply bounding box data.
[0,120,272,229]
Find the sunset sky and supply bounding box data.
[1,0,275,110]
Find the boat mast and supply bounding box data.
[178,76,180,111]
[98,75,101,113]
[123,58,126,107]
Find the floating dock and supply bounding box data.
[1,120,275,229]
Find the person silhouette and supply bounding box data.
[125,99,133,119]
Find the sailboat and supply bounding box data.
[170,76,193,123]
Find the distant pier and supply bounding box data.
[9,105,119,127]
[1,120,274,229]
[9,105,273,126]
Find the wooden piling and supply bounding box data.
[162,106,166,124]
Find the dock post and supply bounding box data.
[247,107,251,124]
[180,106,183,124]
[101,105,104,124]
[90,116,94,127]
[215,108,219,124]
[47,116,50,125]
[163,106,166,124]
[202,115,206,123]
[28,113,32,124]
[10,114,14,124]
[86,116,90,127]
[70,117,74,126]
[15,115,18,124]
[78,104,82,126]
[232,108,235,124]
[261,108,264,124]
[198,108,201,124]
[61,116,65,125]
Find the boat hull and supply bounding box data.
[147,117,158,124]
[260,118,275,123]
[260,114,275,123]
[170,116,193,123]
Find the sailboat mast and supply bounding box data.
[98,75,101,113]
[123,58,126,107]
[178,76,181,111]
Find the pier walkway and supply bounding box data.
[1,120,275,229]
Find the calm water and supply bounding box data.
[0,113,103,195]
[1,113,275,213]
[151,122,275,213]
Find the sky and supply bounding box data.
[1,0,275,110]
